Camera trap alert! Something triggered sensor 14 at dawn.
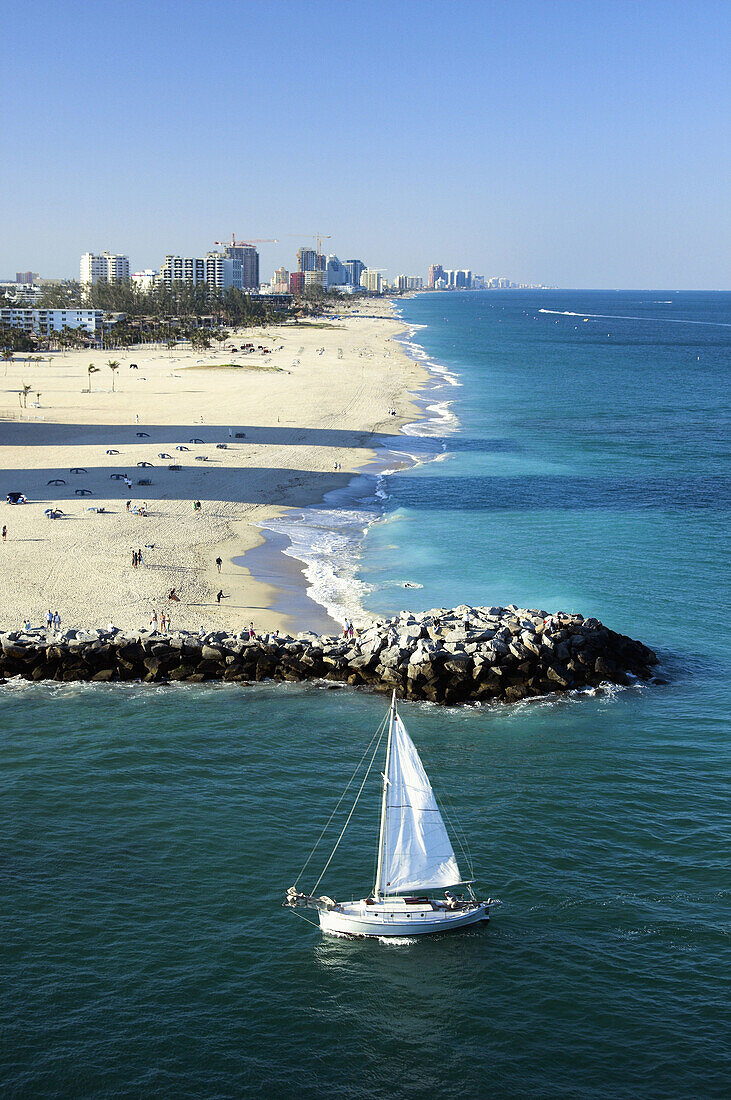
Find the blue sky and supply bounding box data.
[1,0,729,287]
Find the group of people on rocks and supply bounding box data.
[343,617,356,638]
[150,610,171,633]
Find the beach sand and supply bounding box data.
[0,308,425,634]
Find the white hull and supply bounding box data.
[318,900,490,938]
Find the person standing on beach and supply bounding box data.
[249,621,256,639]
[132,550,137,569]
[46,609,53,629]
[150,610,158,629]
[216,590,223,604]
[2,525,6,541]
[215,557,222,573]
[53,611,61,631]
[137,548,144,566]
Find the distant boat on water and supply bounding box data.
[285,692,497,938]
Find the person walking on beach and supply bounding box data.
[137,548,144,566]
[216,590,223,604]
[2,525,6,542]
[215,556,222,573]
[126,500,131,512]
[132,550,138,569]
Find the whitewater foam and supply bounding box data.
[256,313,463,628]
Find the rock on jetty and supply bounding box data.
[0,605,660,704]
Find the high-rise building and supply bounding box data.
[297,247,318,273]
[344,259,366,287]
[221,243,259,289]
[16,271,37,284]
[394,274,424,292]
[360,269,384,294]
[159,252,242,289]
[80,252,130,286]
[304,270,327,289]
[325,255,346,287]
[271,267,290,293]
[289,271,305,295]
[428,264,444,288]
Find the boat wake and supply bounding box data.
[538,308,731,328]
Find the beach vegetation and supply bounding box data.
[87,363,100,391]
[107,359,120,391]
[19,382,32,408]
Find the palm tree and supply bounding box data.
[107,359,120,392]
[87,364,100,392]
[20,383,32,408]
[2,348,13,376]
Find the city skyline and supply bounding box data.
[1,0,729,289]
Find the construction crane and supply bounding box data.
[213,235,279,249]
[283,233,332,255]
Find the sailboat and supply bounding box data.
[285,692,496,937]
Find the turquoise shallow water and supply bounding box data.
[4,291,731,1097]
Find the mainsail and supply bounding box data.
[377,714,461,895]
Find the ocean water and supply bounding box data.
[4,291,731,1098]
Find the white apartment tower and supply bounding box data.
[159,253,243,290]
[80,252,130,286]
[360,269,384,294]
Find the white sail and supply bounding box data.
[378,715,461,895]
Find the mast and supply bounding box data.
[374,690,396,901]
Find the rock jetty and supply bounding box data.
[0,605,660,704]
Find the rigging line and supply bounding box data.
[293,712,388,888]
[286,907,320,930]
[438,792,475,878]
[311,721,386,897]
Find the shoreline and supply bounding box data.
[257,299,464,632]
[0,306,428,636]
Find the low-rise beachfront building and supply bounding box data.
[130,269,158,292]
[0,307,103,334]
[80,252,130,287]
[0,282,42,305]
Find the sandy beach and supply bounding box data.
[0,308,426,634]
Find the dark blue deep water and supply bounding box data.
[3,291,730,1098]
